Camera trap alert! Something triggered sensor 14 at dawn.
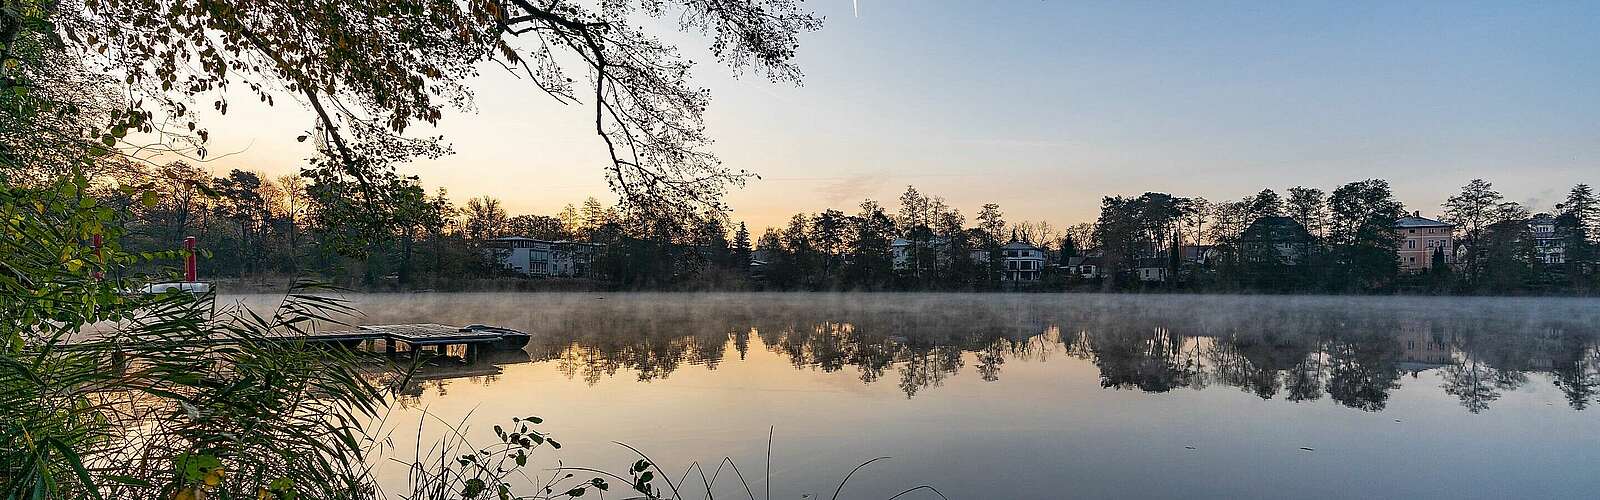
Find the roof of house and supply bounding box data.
[1135,257,1169,269]
[1240,216,1313,242]
[890,237,952,248]
[1067,256,1104,267]
[1001,240,1043,251]
[1394,215,1453,228]
[1178,245,1215,260]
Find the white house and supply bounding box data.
[1000,239,1045,281]
[889,238,924,272]
[486,237,552,276]
[1530,213,1566,265]
[1065,255,1104,279]
[1135,257,1171,282]
[486,237,602,278]
[549,241,603,277]
[890,237,989,273]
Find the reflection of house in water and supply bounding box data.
[1396,323,1456,374]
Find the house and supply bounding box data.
[1530,213,1566,265]
[1239,216,1314,265]
[1066,254,1104,279]
[748,249,771,279]
[1394,212,1455,271]
[485,237,602,278]
[549,241,603,278]
[1134,257,1172,282]
[890,237,939,272]
[890,236,990,273]
[1178,245,1218,266]
[486,237,552,276]
[1000,239,1045,281]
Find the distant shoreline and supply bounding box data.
[202,276,1598,298]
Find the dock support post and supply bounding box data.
[385,338,395,356]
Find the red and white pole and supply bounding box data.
[91,234,103,280]
[184,236,197,282]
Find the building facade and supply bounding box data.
[1530,213,1566,265]
[1065,255,1104,279]
[1394,213,1455,271]
[1000,239,1045,281]
[486,237,552,276]
[486,237,602,278]
[549,241,603,277]
[1135,257,1171,282]
[890,237,989,274]
[1239,216,1315,265]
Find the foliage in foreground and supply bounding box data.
[0,175,946,499]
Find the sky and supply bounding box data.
[192,0,1598,231]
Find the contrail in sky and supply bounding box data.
[853,0,859,17]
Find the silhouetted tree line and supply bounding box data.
[1087,179,1599,294]
[95,160,755,289]
[96,162,1597,294]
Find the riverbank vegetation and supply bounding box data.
[1,0,848,497]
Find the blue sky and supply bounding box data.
[209,1,1599,229]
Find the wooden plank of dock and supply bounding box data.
[45,323,529,352]
[358,323,511,345]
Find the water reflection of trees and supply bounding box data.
[451,295,1600,413]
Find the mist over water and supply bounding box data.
[226,293,1600,499]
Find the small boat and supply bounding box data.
[136,281,213,294]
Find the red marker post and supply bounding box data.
[91,234,104,280]
[184,236,197,282]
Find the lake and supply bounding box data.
[236,293,1600,499]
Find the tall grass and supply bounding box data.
[2,176,390,498]
[2,177,946,499]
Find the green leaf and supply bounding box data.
[173,453,221,483]
[462,478,486,498]
[102,475,153,487]
[49,438,106,500]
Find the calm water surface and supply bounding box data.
[242,293,1600,499]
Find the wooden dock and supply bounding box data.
[292,323,532,354]
[49,323,531,358]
